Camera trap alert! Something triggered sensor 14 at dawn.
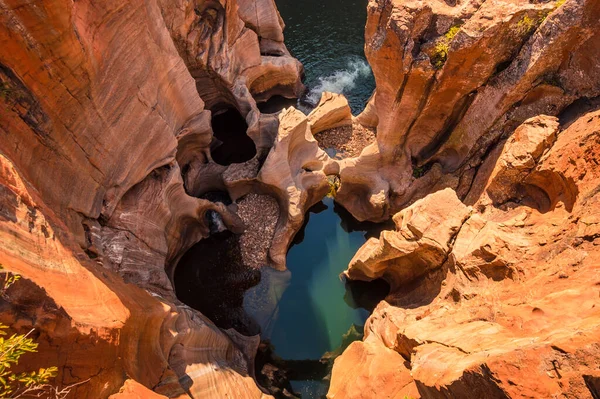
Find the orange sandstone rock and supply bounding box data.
[340,0,600,222]
[307,92,353,135]
[332,107,600,398]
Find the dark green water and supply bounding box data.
[275,0,375,114]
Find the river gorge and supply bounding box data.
[1,0,600,398]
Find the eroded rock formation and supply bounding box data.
[345,188,470,290]
[307,92,353,135]
[0,0,305,396]
[2,0,600,397]
[339,0,600,222]
[259,107,339,269]
[0,154,268,398]
[331,107,600,398]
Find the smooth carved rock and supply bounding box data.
[244,56,305,103]
[331,107,600,399]
[237,0,285,43]
[307,92,353,135]
[337,0,600,222]
[0,0,304,396]
[327,337,418,399]
[0,155,269,398]
[100,162,243,297]
[159,0,303,168]
[155,0,304,206]
[450,212,528,282]
[0,0,202,235]
[354,92,378,128]
[485,115,559,207]
[345,188,470,290]
[176,111,215,166]
[109,380,168,399]
[258,107,338,269]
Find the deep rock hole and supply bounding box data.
[257,95,298,114]
[173,195,391,398]
[210,107,257,166]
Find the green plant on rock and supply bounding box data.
[516,14,538,35]
[0,325,59,398]
[538,0,568,25]
[0,265,81,398]
[431,25,461,69]
[554,0,567,8]
[0,83,11,100]
[327,175,340,198]
[412,165,426,178]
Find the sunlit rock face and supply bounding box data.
[331,106,600,398]
[258,107,339,269]
[2,0,600,397]
[339,0,600,222]
[0,154,269,398]
[0,0,304,396]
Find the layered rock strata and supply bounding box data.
[0,0,305,396]
[0,154,269,398]
[339,0,600,222]
[331,108,600,398]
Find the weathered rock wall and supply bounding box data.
[0,0,304,396]
[339,0,600,222]
[0,154,270,398]
[330,106,600,398]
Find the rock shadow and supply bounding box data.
[210,108,257,166]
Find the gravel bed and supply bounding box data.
[314,122,376,158]
[237,193,279,269]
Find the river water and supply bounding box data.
[244,197,389,398]
[275,0,375,114]
[175,2,383,397]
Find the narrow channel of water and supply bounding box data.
[275,0,375,114]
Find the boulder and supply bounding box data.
[307,92,353,134]
[345,188,470,289]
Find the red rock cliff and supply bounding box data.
[338,0,600,222]
[0,0,303,397]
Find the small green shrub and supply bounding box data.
[327,176,340,198]
[412,165,426,178]
[0,83,11,100]
[0,325,59,398]
[516,15,538,35]
[0,265,83,398]
[554,0,566,8]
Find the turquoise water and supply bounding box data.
[243,198,389,398]
[275,0,375,114]
[254,198,369,358]
[176,196,389,398]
